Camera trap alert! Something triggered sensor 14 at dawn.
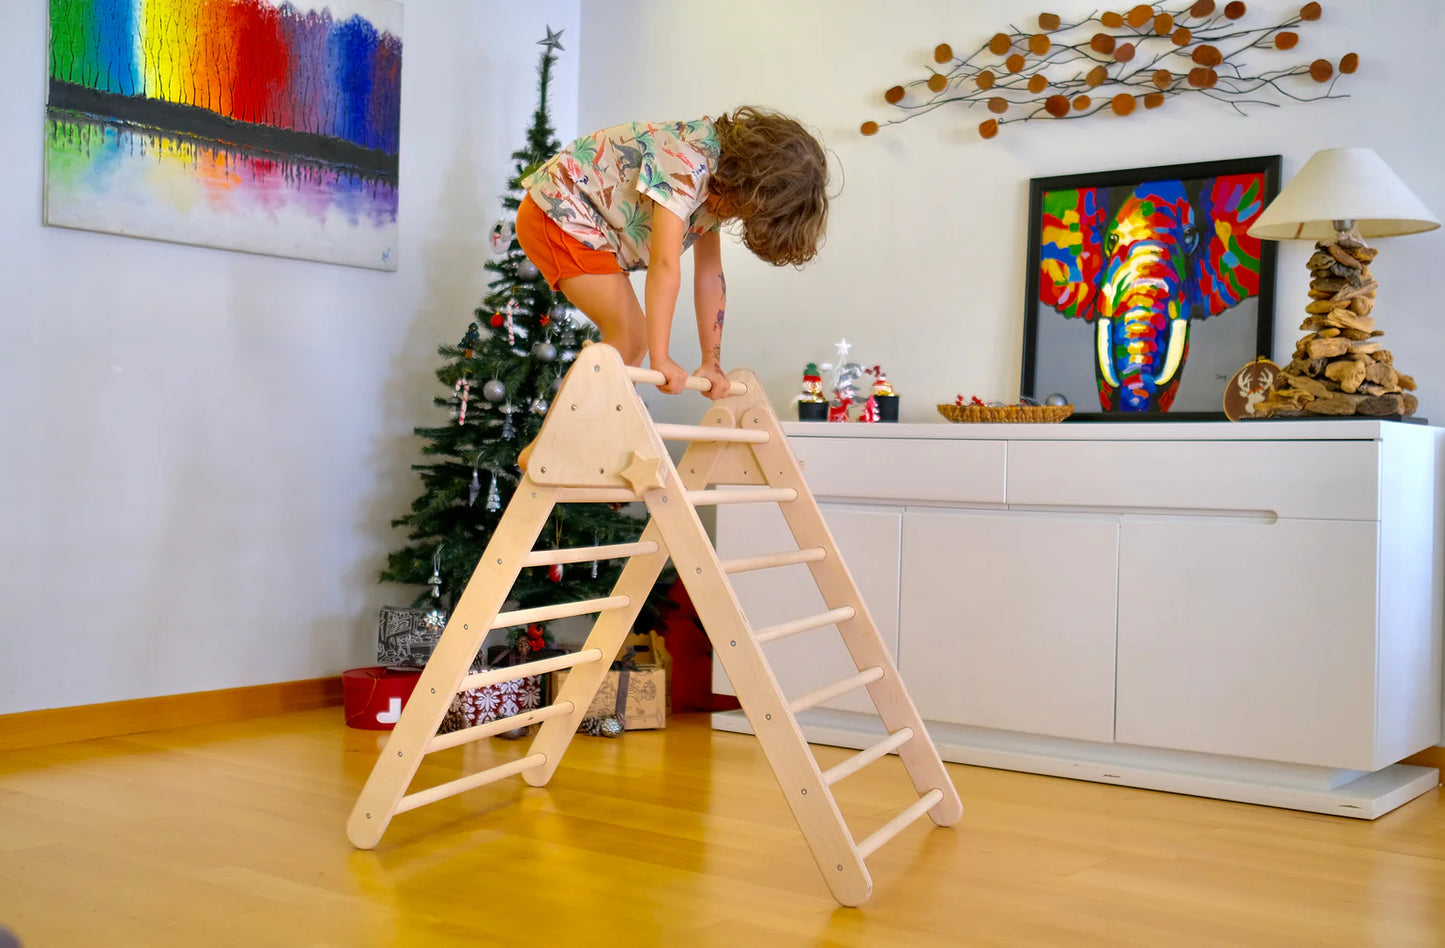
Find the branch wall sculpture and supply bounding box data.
[861,1,1355,140]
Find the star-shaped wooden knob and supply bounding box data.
[620,452,666,495]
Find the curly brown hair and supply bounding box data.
[711,107,829,267]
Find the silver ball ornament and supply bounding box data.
[423,606,447,633]
[532,341,558,363]
[598,716,624,738]
[530,397,549,416]
[482,379,506,402]
[1044,393,1070,406]
[517,259,540,280]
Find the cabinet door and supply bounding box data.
[899,508,1119,743]
[1116,517,1379,769]
[714,502,900,713]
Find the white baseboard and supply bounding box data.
[711,708,1440,820]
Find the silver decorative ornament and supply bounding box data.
[551,375,563,393]
[598,716,624,738]
[423,605,447,633]
[485,472,502,511]
[532,341,558,363]
[482,379,506,402]
[517,259,540,280]
[1044,393,1070,407]
[530,397,549,416]
[501,402,517,439]
[468,468,481,506]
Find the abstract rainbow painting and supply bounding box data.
[44,0,403,270]
[1021,156,1280,419]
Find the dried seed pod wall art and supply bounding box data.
[862,2,1354,140]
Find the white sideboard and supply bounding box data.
[712,420,1444,818]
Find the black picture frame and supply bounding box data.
[1021,154,1280,421]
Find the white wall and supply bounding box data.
[0,0,581,714]
[580,0,1445,425]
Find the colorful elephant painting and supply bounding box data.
[1035,168,1272,412]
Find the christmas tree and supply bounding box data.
[381,28,658,650]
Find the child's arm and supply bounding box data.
[690,230,731,400]
[644,204,690,394]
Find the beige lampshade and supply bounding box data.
[1249,147,1440,240]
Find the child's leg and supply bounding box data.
[556,273,647,366]
[517,273,645,473]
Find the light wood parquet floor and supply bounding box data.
[0,710,1441,947]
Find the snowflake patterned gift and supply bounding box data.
[440,675,542,733]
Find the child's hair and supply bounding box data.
[712,107,829,267]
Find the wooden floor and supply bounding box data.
[0,711,1441,948]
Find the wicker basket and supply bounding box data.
[937,403,1075,424]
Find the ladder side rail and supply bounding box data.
[739,402,964,828]
[346,482,560,849]
[521,405,739,786]
[645,379,874,908]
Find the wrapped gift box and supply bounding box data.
[441,673,542,733]
[377,605,440,667]
[553,662,665,731]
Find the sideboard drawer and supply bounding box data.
[793,438,1006,504]
[1007,439,1380,520]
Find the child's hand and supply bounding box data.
[694,363,731,400]
[652,355,690,394]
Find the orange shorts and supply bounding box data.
[515,194,621,290]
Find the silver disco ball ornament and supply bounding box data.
[517,259,540,279]
[482,379,506,402]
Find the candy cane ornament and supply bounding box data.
[454,377,471,425]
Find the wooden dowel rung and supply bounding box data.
[425,701,576,753]
[653,423,769,444]
[395,754,548,814]
[459,648,603,692]
[687,488,797,506]
[821,727,915,787]
[522,541,659,567]
[491,596,630,630]
[554,488,640,504]
[855,788,946,859]
[625,365,750,396]
[722,547,827,574]
[788,665,884,714]
[755,606,856,645]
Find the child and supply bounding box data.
[515,107,829,402]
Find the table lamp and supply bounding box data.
[1246,147,1439,418]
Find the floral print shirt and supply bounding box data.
[521,118,722,271]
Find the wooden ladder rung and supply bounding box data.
[789,666,884,713]
[722,547,826,574]
[395,754,548,814]
[522,541,659,567]
[755,606,856,644]
[653,423,769,444]
[491,597,630,630]
[855,788,946,859]
[821,728,915,786]
[458,648,603,692]
[554,488,639,504]
[625,365,750,396]
[426,701,577,753]
[687,487,797,506]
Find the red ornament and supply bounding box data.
[490,312,504,327]
[548,563,564,582]
[539,313,551,327]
